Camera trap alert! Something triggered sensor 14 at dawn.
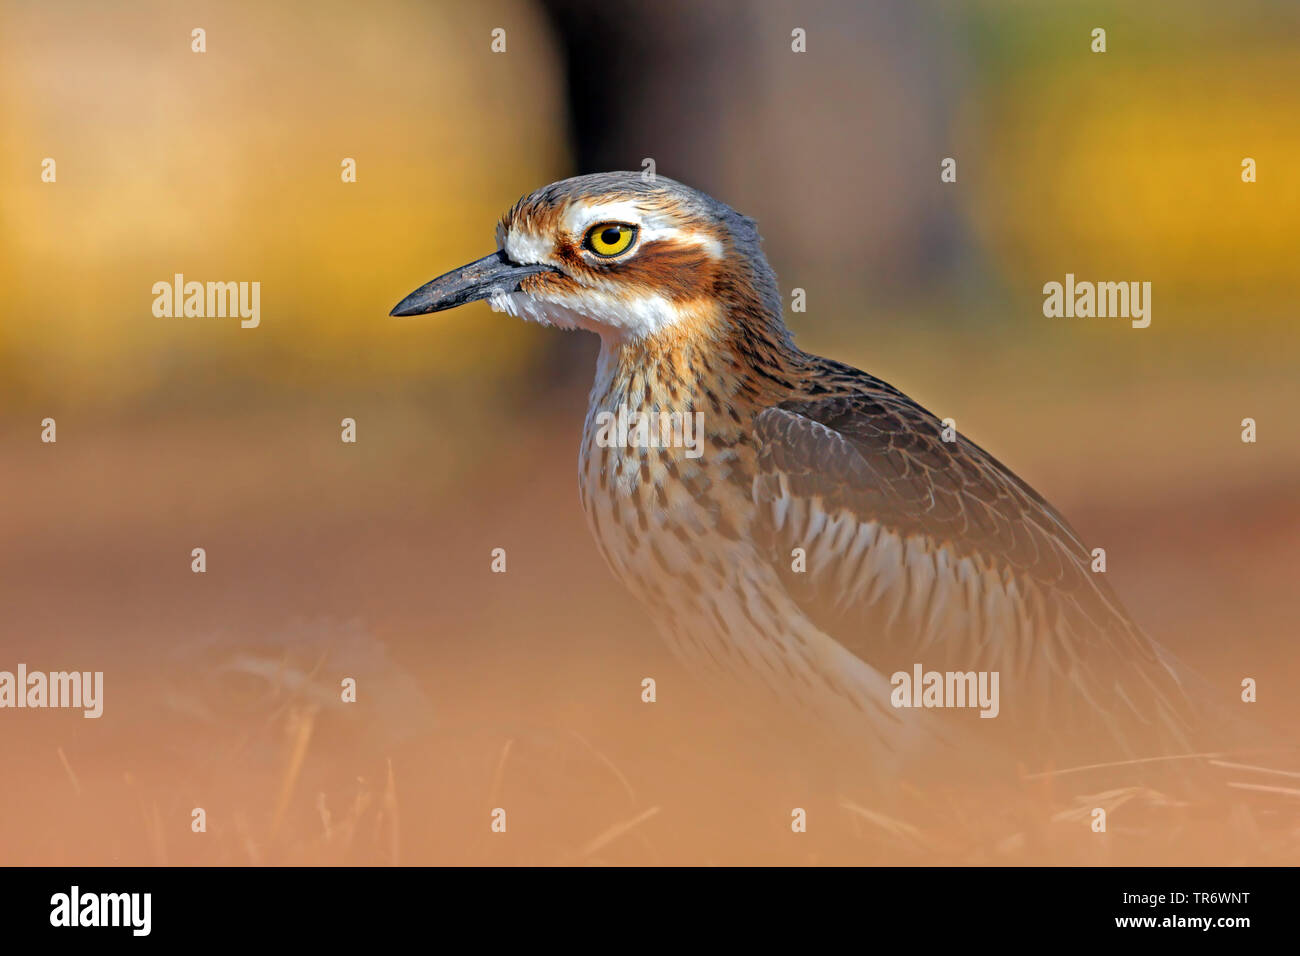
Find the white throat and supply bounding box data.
[488,289,686,344]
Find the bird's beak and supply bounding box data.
[389,251,558,316]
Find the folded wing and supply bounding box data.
[751,386,1198,765]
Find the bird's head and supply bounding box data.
[391,172,785,345]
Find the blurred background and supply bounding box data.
[1,0,1298,864]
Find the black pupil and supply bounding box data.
[600,227,622,246]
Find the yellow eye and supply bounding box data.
[583,222,638,258]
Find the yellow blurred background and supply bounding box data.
[1,0,1297,864]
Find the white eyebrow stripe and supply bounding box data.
[636,227,723,259]
[563,200,723,260]
[562,199,649,234]
[506,223,722,264]
[507,198,723,265]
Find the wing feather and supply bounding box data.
[751,390,1199,764]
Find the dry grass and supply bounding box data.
[3,407,1297,866]
[14,640,1298,867]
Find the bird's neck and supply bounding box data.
[591,298,806,422]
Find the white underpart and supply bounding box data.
[493,199,723,342]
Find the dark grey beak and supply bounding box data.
[390,251,558,316]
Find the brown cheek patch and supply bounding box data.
[589,239,721,303]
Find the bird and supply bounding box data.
[390,172,1243,783]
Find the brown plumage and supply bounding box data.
[393,172,1243,781]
